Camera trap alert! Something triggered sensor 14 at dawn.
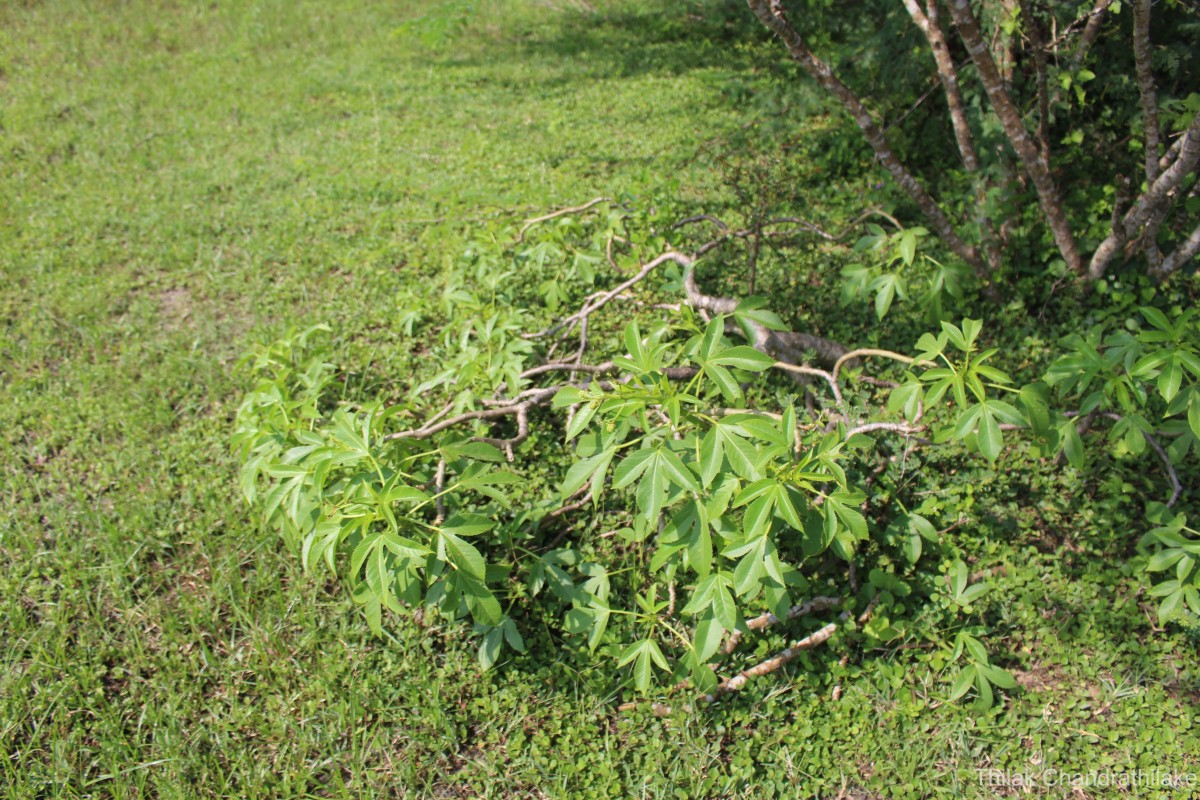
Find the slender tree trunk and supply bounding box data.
[948,0,1083,274]
[902,0,979,172]
[1133,0,1163,270]
[901,0,1003,274]
[1017,0,1052,166]
[745,0,984,275]
[1133,0,1161,183]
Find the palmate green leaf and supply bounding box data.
[956,584,990,607]
[564,402,597,442]
[1185,586,1200,616]
[553,386,586,408]
[914,331,946,361]
[588,605,610,652]
[979,663,1017,690]
[693,612,724,661]
[1019,382,1052,434]
[441,530,486,579]
[1139,306,1174,335]
[718,423,760,480]
[441,440,506,462]
[973,670,995,710]
[709,346,776,371]
[619,639,671,694]
[636,455,670,525]
[1058,417,1085,466]
[782,403,797,451]
[951,559,969,597]
[940,321,968,352]
[960,634,988,664]
[1147,550,1185,572]
[1191,392,1200,440]
[681,574,718,617]
[479,627,503,671]
[742,493,775,539]
[673,500,713,579]
[382,483,429,505]
[705,363,741,403]
[657,447,701,494]
[612,448,656,489]
[699,316,725,361]
[733,539,766,598]
[442,513,493,537]
[898,230,917,266]
[870,272,905,320]
[825,492,868,541]
[888,380,924,423]
[977,404,1002,462]
[948,665,977,702]
[699,426,723,489]
[1176,554,1195,583]
[776,487,804,529]
[733,297,788,332]
[564,607,592,634]
[364,595,383,637]
[456,464,523,491]
[712,580,739,631]
[560,446,617,500]
[1158,588,1185,623]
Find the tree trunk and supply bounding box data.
[948,0,1083,275]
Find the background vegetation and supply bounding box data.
[1,0,1197,797]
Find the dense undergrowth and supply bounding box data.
[2,1,1198,798]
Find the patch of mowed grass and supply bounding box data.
[1,1,1198,798]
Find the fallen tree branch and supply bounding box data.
[721,595,842,655]
[516,196,612,242]
[699,622,838,704]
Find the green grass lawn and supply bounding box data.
[1,1,1197,797]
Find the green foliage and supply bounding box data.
[5,0,1200,796]
[842,225,971,322]
[234,211,1054,708]
[1041,306,1200,622]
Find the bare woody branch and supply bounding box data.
[1159,222,1200,277]
[1133,0,1161,184]
[722,596,842,655]
[1070,0,1114,71]
[1159,135,1184,173]
[516,196,612,242]
[1090,111,1200,280]
[902,0,980,173]
[698,622,839,704]
[1016,0,1053,167]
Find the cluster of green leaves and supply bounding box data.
[1044,307,1200,622]
[233,213,1037,704]
[1046,307,1200,463]
[889,319,1025,463]
[235,332,527,639]
[841,225,971,321]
